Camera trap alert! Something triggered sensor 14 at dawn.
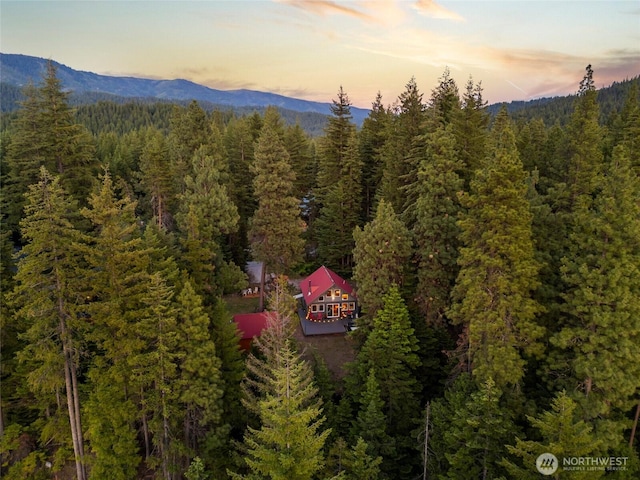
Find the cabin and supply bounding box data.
[233,312,269,351]
[298,266,357,335]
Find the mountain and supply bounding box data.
[0,53,370,124]
[488,76,640,126]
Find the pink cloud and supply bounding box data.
[413,0,465,22]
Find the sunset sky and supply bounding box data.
[1,0,639,108]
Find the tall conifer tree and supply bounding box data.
[316,129,363,276]
[550,144,640,447]
[358,92,389,221]
[349,286,421,477]
[412,125,464,326]
[249,120,304,276]
[379,77,425,215]
[353,199,411,319]
[449,110,543,388]
[81,170,147,477]
[316,86,355,204]
[11,167,88,480]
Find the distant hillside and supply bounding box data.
[488,76,640,126]
[0,82,332,137]
[0,53,370,125]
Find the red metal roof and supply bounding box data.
[301,265,354,305]
[233,312,269,340]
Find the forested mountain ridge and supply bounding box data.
[488,75,640,126]
[1,61,639,479]
[0,53,370,123]
[2,53,637,134]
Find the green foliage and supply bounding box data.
[176,280,225,457]
[2,62,639,480]
[4,64,97,236]
[85,378,140,480]
[342,437,383,480]
[502,390,604,479]
[352,199,412,320]
[379,77,425,215]
[449,109,543,388]
[349,286,421,477]
[232,340,330,480]
[316,86,355,203]
[249,118,305,274]
[316,128,362,276]
[10,166,88,479]
[351,369,395,462]
[358,92,389,221]
[176,143,241,297]
[185,457,209,480]
[550,144,640,447]
[412,124,464,326]
[431,374,515,480]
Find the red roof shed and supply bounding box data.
[233,312,269,351]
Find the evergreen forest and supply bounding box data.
[1,62,639,479]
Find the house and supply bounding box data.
[299,266,357,335]
[233,312,269,351]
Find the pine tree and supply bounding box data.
[502,391,604,479]
[550,143,640,447]
[3,83,44,234]
[351,369,395,462]
[453,77,489,187]
[449,109,543,389]
[140,129,175,230]
[81,169,147,477]
[232,339,330,480]
[316,86,355,204]
[427,67,461,128]
[168,100,212,188]
[284,123,315,202]
[566,65,604,208]
[176,143,240,298]
[379,77,425,215]
[316,129,363,276]
[249,120,304,276]
[224,115,259,267]
[10,167,88,480]
[37,61,97,204]
[176,280,225,460]
[358,92,389,221]
[401,69,461,229]
[131,272,180,480]
[4,64,97,233]
[350,286,421,477]
[412,124,464,326]
[84,376,140,480]
[342,437,382,480]
[352,199,412,319]
[439,376,515,480]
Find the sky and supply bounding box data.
[1,0,639,108]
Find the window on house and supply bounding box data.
[333,289,341,297]
[327,304,340,318]
[342,293,349,300]
[311,304,318,313]
[348,302,355,311]
[318,295,324,302]
[318,304,325,312]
